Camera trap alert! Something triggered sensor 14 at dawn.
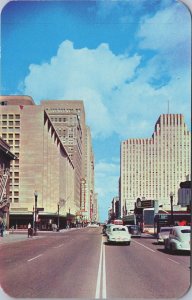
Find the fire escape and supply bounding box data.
[0,168,10,210]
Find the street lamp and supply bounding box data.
[170,192,174,226]
[68,208,71,228]
[34,191,38,235]
[57,203,60,231]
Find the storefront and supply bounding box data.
[9,212,69,230]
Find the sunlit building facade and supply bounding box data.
[0,96,75,228]
[120,114,191,215]
[82,126,95,221]
[41,100,86,212]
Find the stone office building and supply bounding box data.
[41,100,86,213]
[0,96,75,229]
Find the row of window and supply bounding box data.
[1,133,20,139]
[1,121,20,126]
[1,114,20,120]
[9,198,19,203]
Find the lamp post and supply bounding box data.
[34,191,38,235]
[69,208,71,228]
[170,192,174,226]
[57,203,60,231]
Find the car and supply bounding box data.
[157,226,173,244]
[126,225,141,237]
[107,225,131,245]
[102,224,107,234]
[105,224,115,237]
[87,223,99,228]
[164,226,191,253]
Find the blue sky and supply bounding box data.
[0,0,191,222]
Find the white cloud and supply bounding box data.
[138,3,191,71]
[20,40,141,138]
[95,161,119,176]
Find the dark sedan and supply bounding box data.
[126,225,141,237]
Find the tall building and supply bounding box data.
[0,96,75,228]
[41,100,86,211]
[92,192,99,222]
[82,126,95,221]
[120,114,191,215]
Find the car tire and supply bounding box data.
[170,244,175,254]
[164,241,169,252]
[127,241,131,246]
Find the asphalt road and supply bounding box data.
[0,227,191,298]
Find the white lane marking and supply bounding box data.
[53,243,64,248]
[102,238,107,299]
[167,258,180,265]
[132,240,156,253]
[27,254,43,262]
[95,238,103,299]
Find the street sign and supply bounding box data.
[141,200,154,208]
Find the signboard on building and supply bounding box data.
[141,200,154,208]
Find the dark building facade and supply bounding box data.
[0,137,16,229]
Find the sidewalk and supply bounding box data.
[0,232,42,245]
[0,227,81,245]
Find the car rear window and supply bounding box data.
[161,228,171,232]
[113,228,126,231]
[181,229,191,233]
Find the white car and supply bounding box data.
[105,224,115,237]
[164,226,191,253]
[87,223,99,228]
[157,226,173,244]
[107,225,131,245]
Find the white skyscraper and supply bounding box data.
[120,114,191,215]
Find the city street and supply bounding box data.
[0,227,191,298]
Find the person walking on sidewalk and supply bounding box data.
[27,223,33,237]
[0,220,4,237]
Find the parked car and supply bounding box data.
[164,226,191,253]
[126,225,141,237]
[107,225,131,245]
[157,226,173,244]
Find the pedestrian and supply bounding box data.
[27,223,32,237]
[0,221,4,237]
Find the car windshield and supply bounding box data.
[113,228,126,231]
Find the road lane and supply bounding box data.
[0,228,102,298]
[105,234,190,298]
[95,238,106,299]
[132,235,190,269]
